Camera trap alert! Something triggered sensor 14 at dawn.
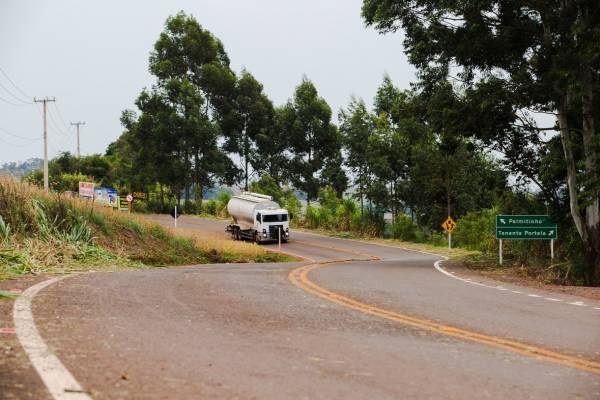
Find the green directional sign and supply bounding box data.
[495,215,555,228]
[496,215,557,240]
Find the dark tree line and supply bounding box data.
[115,13,344,207]
[362,0,600,284]
[112,12,502,224]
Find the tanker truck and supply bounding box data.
[226,192,290,243]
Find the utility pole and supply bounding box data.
[34,97,56,192]
[70,121,85,158]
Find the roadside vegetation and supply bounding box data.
[0,178,290,281]
[16,7,600,286]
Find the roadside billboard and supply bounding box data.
[94,187,118,208]
[78,182,95,198]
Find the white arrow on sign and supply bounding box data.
[500,218,506,224]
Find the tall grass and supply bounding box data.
[0,178,290,280]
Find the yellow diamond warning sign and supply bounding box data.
[441,216,457,233]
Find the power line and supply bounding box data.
[0,94,32,107]
[0,126,40,141]
[0,80,33,104]
[46,104,71,136]
[0,134,40,147]
[0,66,32,101]
[52,102,71,130]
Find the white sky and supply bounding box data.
[0,0,415,163]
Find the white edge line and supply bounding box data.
[299,230,600,310]
[13,275,92,400]
[298,231,600,310]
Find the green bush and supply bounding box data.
[183,200,200,215]
[391,215,417,241]
[452,207,497,252]
[204,199,218,216]
[281,190,301,220]
[304,205,320,229]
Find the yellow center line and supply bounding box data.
[288,261,600,376]
[292,239,381,261]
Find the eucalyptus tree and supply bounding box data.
[285,78,343,204]
[253,105,293,186]
[363,1,600,284]
[228,70,274,191]
[148,12,239,197]
[339,97,373,214]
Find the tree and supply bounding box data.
[339,97,373,215]
[285,78,343,204]
[148,12,239,199]
[363,1,600,284]
[253,105,293,186]
[120,12,239,206]
[228,69,274,190]
[321,148,348,198]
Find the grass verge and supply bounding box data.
[0,178,293,282]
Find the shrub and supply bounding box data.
[452,206,497,252]
[391,215,417,241]
[183,200,200,215]
[204,199,218,216]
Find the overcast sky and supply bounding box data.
[0,0,415,164]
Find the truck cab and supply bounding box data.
[255,209,289,243]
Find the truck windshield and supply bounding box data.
[262,214,288,222]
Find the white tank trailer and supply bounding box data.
[226,192,290,243]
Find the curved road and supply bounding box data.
[18,216,600,399]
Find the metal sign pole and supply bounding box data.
[448,232,452,249]
[278,227,281,251]
[551,239,554,260]
[174,205,177,228]
[499,239,503,265]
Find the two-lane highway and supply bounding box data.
[15,215,600,399]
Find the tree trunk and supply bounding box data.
[558,91,600,285]
[390,180,395,225]
[197,184,203,213]
[159,185,165,213]
[243,122,249,191]
[581,63,600,229]
[581,65,600,285]
[446,167,451,218]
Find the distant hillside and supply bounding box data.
[0,158,42,178]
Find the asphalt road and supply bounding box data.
[18,216,600,399]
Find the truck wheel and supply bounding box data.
[235,229,240,241]
[254,232,260,244]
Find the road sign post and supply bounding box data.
[499,239,503,265]
[174,206,177,228]
[496,215,557,265]
[441,216,457,249]
[126,194,133,214]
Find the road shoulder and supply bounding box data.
[0,275,52,400]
